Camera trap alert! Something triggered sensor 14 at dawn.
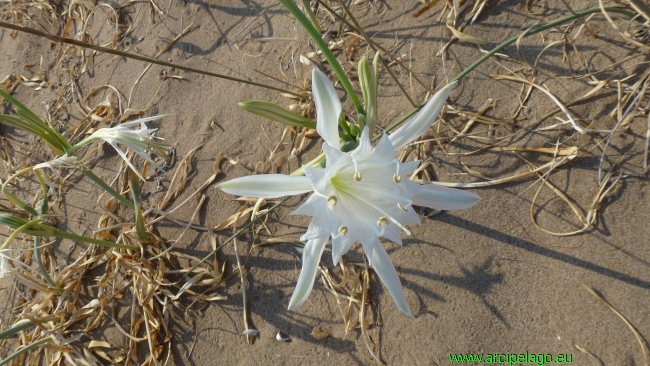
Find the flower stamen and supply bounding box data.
[397,203,408,212]
[354,172,362,181]
[353,194,411,235]
[326,195,337,206]
[338,225,348,236]
[376,216,388,226]
[393,159,402,183]
[377,216,389,236]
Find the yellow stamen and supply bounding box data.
[393,174,402,183]
[354,172,362,181]
[338,226,348,235]
[326,195,337,206]
[397,203,408,212]
[377,216,388,226]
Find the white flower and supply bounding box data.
[70,115,169,180]
[0,249,14,279]
[34,154,84,171]
[218,70,480,317]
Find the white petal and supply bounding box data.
[300,208,337,241]
[388,82,454,150]
[412,184,481,210]
[290,193,323,217]
[119,114,169,128]
[288,238,328,310]
[302,165,330,194]
[312,69,341,150]
[350,126,373,159]
[321,140,350,166]
[276,332,291,342]
[331,234,356,265]
[217,175,313,198]
[400,160,421,176]
[370,242,413,318]
[107,140,146,181]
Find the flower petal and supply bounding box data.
[312,69,342,150]
[412,184,481,210]
[217,175,313,198]
[370,242,413,318]
[107,140,146,181]
[388,82,454,150]
[351,126,373,159]
[298,200,337,241]
[288,237,328,310]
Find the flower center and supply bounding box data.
[327,166,412,236]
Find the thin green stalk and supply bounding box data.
[279,0,365,115]
[301,0,322,33]
[49,229,139,250]
[0,321,35,339]
[0,214,139,250]
[33,237,58,289]
[81,170,134,210]
[0,21,302,98]
[337,0,353,38]
[0,336,53,366]
[32,171,58,290]
[0,316,58,339]
[338,113,352,136]
[2,190,38,216]
[452,7,634,82]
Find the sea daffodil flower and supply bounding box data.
[68,115,170,181]
[218,69,480,317]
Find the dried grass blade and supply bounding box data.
[583,284,650,366]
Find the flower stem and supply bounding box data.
[301,0,322,33]
[50,229,140,250]
[278,0,365,115]
[0,336,53,366]
[80,170,135,210]
[33,171,59,290]
[0,316,58,339]
[33,237,58,290]
[129,171,150,244]
[452,7,635,82]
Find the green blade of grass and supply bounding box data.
[47,228,139,250]
[81,170,135,210]
[278,0,365,115]
[0,89,71,154]
[301,0,322,33]
[0,316,59,339]
[33,170,58,289]
[0,336,53,366]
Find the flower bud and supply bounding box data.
[239,101,316,129]
[358,54,379,136]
